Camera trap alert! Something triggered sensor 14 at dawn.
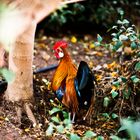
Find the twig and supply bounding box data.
[119,96,124,117]
[15,106,22,124]
[83,85,96,124]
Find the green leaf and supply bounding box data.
[122,19,129,24]
[112,25,118,30]
[122,87,131,99]
[0,68,15,83]
[49,107,61,115]
[97,136,104,140]
[119,118,137,139]
[51,116,60,123]
[135,62,140,71]
[111,90,119,98]
[56,125,64,133]
[46,124,54,136]
[118,125,127,133]
[113,81,120,88]
[113,41,122,51]
[103,97,110,107]
[97,34,103,42]
[94,42,100,47]
[133,121,140,139]
[62,111,69,118]
[129,35,137,41]
[119,34,128,41]
[63,118,71,125]
[70,133,81,140]
[121,77,127,83]
[60,15,66,24]
[111,33,117,37]
[102,113,110,119]
[130,75,140,83]
[65,123,72,130]
[131,42,137,49]
[112,38,118,42]
[110,135,121,140]
[111,113,118,119]
[126,27,133,32]
[84,130,96,138]
[117,20,123,25]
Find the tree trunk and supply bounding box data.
[5,20,37,124]
[5,21,36,102]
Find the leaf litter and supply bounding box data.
[0,33,139,139]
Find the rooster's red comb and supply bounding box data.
[53,40,68,50]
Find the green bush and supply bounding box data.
[38,0,140,33]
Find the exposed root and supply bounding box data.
[15,106,22,124]
[2,99,37,126]
[24,102,37,126]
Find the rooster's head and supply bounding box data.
[53,40,68,59]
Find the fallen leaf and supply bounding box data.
[24,128,30,132]
[71,36,77,43]
[107,61,119,70]
[111,72,118,78]
[96,75,102,81]
[89,43,95,49]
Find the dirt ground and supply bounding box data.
[0,33,120,140]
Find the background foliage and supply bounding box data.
[37,0,140,34]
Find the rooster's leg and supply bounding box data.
[71,112,76,123]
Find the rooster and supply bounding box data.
[52,40,95,122]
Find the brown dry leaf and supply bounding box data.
[111,85,117,91]
[84,47,90,52]
[107,61,119,70]
[38,43,47,49]
[47,82,52,90]
[124,46,133,55]
[71,36,77,43]
[41,51,50,61]
[86,51,103,56]
[72,51,78,55]
[24,128,30,132]
[40,36,47,41]
[110,72,118,78]
[89,61,94,68]
[96,74,102,81]
[0,116,5,124]
[102,121,117,130]
[89,43,95,49]
[75,129,85,136]
[95,52,103,57]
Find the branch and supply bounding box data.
[61,0,85,5]
[36,0,85,23]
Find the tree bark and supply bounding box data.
[5,21,36,101]
[0,45,5,67]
